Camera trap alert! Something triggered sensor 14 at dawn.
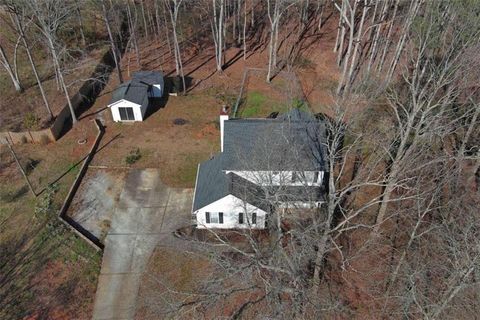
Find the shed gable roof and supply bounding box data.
[109,71,163,107]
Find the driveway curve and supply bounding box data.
[92,169,192,320]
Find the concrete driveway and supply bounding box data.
[92,169,192,320]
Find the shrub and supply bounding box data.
[294,55,315,70]
[24,112,39,130]
[34,184,58,219]
[125,148,141,165]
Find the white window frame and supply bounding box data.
[206,212,223,224]
[210,212,219,224]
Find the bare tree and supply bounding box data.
[0,42,23,92]
[266,0,294,82]
[29,0,78,124]
[74,0,87,47]
[6,3,53,119]
[165,0,186,94]
[211,0,225,71]
[373,1,480,233]
[101,0,124,83]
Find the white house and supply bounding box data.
[192,108,328,229]
[108,71,164,122]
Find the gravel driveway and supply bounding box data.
[92,169,192,320]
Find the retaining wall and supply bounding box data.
[57,119,105,250]
[1,49,116,146]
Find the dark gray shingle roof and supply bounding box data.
[192,109,328,212]
[133,71,164,86]
[109,71,164,107]
[223,109,328,171]
[192,154,272,212]
[110,80,149,107]
[193,154,229,211]
[193,154,325,211]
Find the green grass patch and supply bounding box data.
[241,91,266,117]
[176,154,202,187]
[239,91,310,118]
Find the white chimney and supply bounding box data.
[220,105,229,152]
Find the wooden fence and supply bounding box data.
[1,48,116,146]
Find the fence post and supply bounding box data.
[233,68,250,117]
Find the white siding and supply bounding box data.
[108,100,143,122]
[226,170,324,187]
[195,195,267,229]
[278,201,323,208]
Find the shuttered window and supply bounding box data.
[206,212,223,224]
[238,212,244,224]
[119,107,135,120]
[251,212,257,224]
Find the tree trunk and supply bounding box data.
[212,0,225,71]
[140,0,149,38]
[47,37,77,124]
[6,140,36,197]
[167,0,186,94]
[376,0,400,74]
[102,0,124,83]
[343,0,369,94]
[75,0,87,47]
[13,11,53,119]
[127,0,141,67]
[243,0,247,60]
[385,0,421,84]
[366,0,389,75]
[336,0,357,95]
[162,0,172,55]
[0,44,23,92]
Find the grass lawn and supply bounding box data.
[89,92,221,188]
[237,70,311,118]
[0,122,101,319]
[240,90,310,118]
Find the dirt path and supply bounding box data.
[92,168,192,320]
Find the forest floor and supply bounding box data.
[0,121,101,319]
[0,10,108,132]
[0,11,345,319]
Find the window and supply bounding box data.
[205,212,223,224]
[251,212,257,225]
[118,107,135,120]
[314,172,319,183]
[292,172,306,183]
[291,172,299,183]
[238,212,244,224]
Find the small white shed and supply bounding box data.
[108,71,164,122]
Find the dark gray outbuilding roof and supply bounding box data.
[109,71,163,107]
[110,80,149,107]
[133,71,164,86]
[223,109,328,171]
